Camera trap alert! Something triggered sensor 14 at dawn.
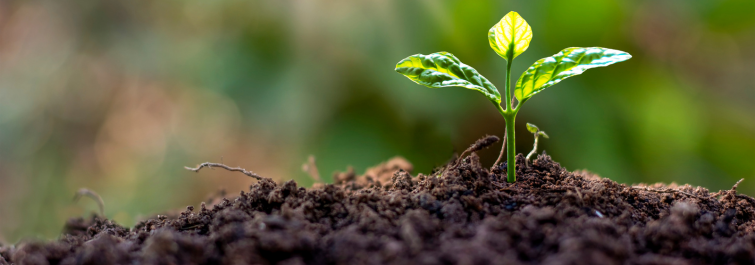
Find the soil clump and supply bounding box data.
[3,153,755,265]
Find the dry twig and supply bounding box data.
[728,179,755,205]
[185,162,263,180]
[440,135,499,178]
[631,186,708,200]
[493,129,507,168]
[74,188,105,216]
[732,178,745,192]
[456,135,499,166]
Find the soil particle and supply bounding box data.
[3,153,755,264]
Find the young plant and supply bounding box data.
[525,123,548,168]
[395,11,631,182]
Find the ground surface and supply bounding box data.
[3,153,755,265]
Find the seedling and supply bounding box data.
[73,188,105,216]
[525,123,548,168]
[395,11,631,182]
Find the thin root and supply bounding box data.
[74,188,105,216]
[456,135,499,166]
[493,130,507,169]
[185,162,263,180]
[709,178,746,198]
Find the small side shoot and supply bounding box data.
[525,123,548,168]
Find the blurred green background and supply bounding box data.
[1,0,754,243]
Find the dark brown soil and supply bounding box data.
[3,153,755,265]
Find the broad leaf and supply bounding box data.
[489,11,533,61]
[395,52,501,103]
[515,47,631,101]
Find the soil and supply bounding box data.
[3,152,755,265]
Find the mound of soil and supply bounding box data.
[3,153,755,265]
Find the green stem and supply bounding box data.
[526,133,538,167]
[501,52,516,182]
[504,114,516,182]
[504,58,513,112]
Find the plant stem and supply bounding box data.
[505,114,516,182]
[503,52,516,182]
[526,134,538,168]
[504,57,513,112]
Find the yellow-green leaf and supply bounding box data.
[526,123,540,133]
[515,47,631,102]
[489,11,533,61]
[527,123,549,138]
[395,52,501,103]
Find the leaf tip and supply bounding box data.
[526,123,539,133]
[607,48,632,62]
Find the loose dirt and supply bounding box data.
[3,152,755,265]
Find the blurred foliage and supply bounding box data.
[0,0,754,243]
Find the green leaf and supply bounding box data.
[489,11,533,61]
[526,123,539,133]
[395,52,501,103]
[527,123,549,138]
[515,47,631,102]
